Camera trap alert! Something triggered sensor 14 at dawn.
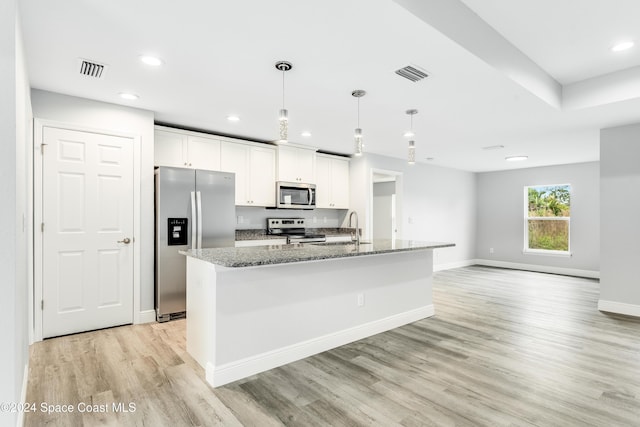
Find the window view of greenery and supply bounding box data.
[526,185,571,251]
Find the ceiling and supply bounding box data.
[18,0,640,172]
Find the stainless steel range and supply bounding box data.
[267,218,326,243]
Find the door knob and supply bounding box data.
[118,237,131,244]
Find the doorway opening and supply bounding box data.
[370,169,402,241]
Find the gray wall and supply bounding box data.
[31,90,156,312]
[476,162,600,273]
[1,4,31,425]
[350,153,476,267]
[600,123,640,306]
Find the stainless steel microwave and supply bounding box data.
[276,181,316,209]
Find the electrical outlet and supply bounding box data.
[408,217,414,224]
[237,216,243,225]
[323,217,327,224]
[357,293,365,307]
[489,247,494,254]
[313,216,317,223]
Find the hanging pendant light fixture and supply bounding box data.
[352,90,366,156]
[275,61,292,143]
[405,109,418,165]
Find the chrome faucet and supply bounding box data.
[348,211,360,246]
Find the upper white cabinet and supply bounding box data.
[315,154,350,209]
[220,141,276,207]
[277,145,317,183]
[154,127,221,170]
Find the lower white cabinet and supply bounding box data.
[315,154,350,209]
[221,142,276,207]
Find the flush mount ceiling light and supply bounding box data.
[405,109,418,165]
[505,155,528,162]
[227,115,240,122]
[275,60,292,143]
[119,92,139,100]
[352,90,366,156]
[301,131,312,137]
[139,55,163,66]
[612,41,635,52]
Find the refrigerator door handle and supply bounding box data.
[190,191,197,249]
[196,191,203,249]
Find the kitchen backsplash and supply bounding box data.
[235,206,349,230]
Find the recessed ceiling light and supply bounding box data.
[119,92,139,100]
[403,131,415,138]
[612,41,634,52]
[301,131,312,137]
[227,115,240,122]
[505,155,528,162]
[140,55,163,66]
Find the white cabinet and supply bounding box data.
[154,129,187,167]
[154,128,220,170]
[221,141,276,207]
[188,135,221,170]
[277,145,316,183]
[315,154,350,209]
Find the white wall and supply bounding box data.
[476,162,600,276]
[30,90,156,313]
[600,123,640,315]
[350,153,476,268]
[1,3,31,426]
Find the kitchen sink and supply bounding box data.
[310,241,372,246]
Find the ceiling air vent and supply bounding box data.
[78,59,107,79]
[395,65,429,82]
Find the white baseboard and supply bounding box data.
[206,305,434,387]
[598,300,640,317]
[474,258,600,279]
[17,363,28,427]
[434,259,476,272]
[138,309,156,324]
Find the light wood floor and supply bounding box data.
[25,266,640,426]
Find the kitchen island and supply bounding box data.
[181,239,454,387]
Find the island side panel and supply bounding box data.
[185,256,217,370]
[207,249,434,386]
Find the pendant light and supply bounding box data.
[352,90,366,156]
[275,61,292,143]
[405,109,418,165]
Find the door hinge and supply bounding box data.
[41,222,44,232]
[41,300,44,310]
[40,143,48,154]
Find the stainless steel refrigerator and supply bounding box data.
[154,167,235,322]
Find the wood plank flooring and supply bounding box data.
[24,266,640,426]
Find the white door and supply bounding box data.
[42,126,134,338]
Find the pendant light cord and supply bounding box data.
[282,68,285,109]
[357,97,360,127]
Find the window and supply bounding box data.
[524,184,571,254]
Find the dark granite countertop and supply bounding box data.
[180,239,455,267]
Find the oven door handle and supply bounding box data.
[308,188,313,206]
